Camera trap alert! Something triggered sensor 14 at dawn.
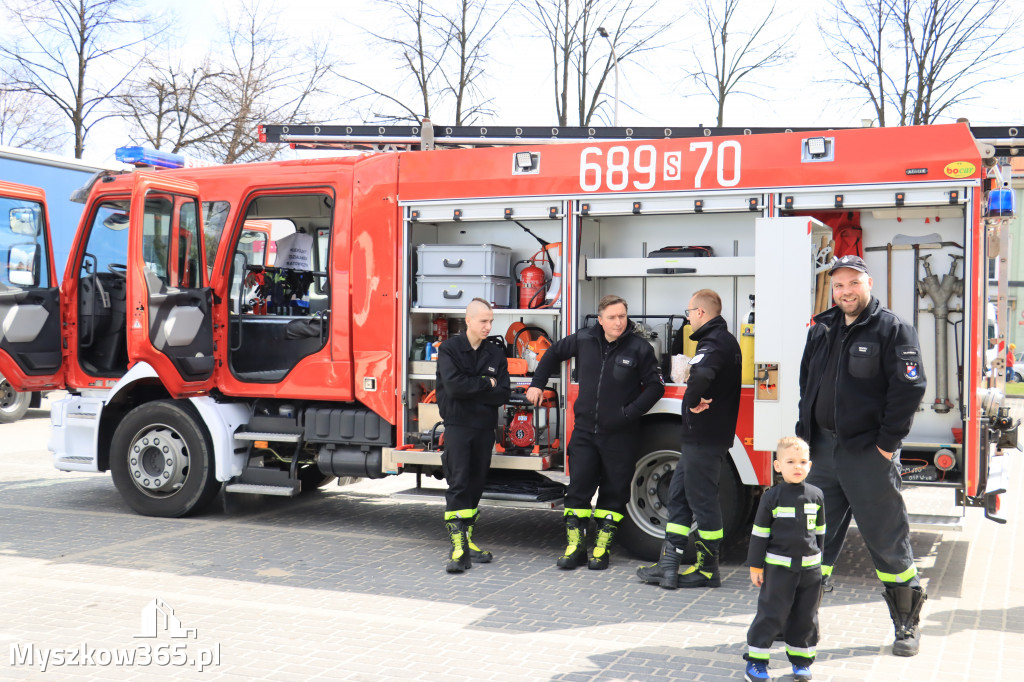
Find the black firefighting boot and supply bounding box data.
[636,539,685,589]
[882,585,927,657]
[445,519,472,574]
[588,512,621,570]
[676,538,721,588]
[556,509,590,569]
[466,510,493,563]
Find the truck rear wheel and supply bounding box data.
[0,376,30,424]
[110,400,219,517]
[618,422,748,562]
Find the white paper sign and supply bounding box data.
[274,232,314,271]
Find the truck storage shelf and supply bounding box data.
[585,256,754,278]
[382,447,560,471]
[412,306,561,315]
[408,374,559,383]
[902,441,962,450]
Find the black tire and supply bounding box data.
[109,400,219,517]
[618,420,750,561]
[0,376,31,424]
[1013,371,1023,383]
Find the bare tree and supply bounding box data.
[0,0,166,158]
[347,0,504,125]
[117,55,224,154]
[440,0,509,124]
[0,73,66,151]
[691,0,793,127]
[821,0,1019,126]
[523,0,671,127]
[135,0,336,164]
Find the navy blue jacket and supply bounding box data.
[682,315,742,448]
[435,333,510,428]
[530,322,664,434]
[797,297,926,453]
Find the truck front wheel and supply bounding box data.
[0,376,30,423]
[110,400,219,517]
[618,422,748,562]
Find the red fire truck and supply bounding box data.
[0,122,1016,559]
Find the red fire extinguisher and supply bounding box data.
[432,316,448,341]
[515,259,547,309]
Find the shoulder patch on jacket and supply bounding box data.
[896,344,923,382]
[689,353,704,364]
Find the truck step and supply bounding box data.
[392,486,563,510]
[235,431,302,443]
[224,483,299,497]
[907,513,964,531]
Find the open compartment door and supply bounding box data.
[127,173,215,395]
[753,217,831,452]
[0,180,64,391]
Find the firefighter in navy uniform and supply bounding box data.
[526,294,665,570]
[743,437,824,682]
[637,288,742,589]
[435,298,511,574]
[797,255,928,656]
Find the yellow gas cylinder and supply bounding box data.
[740,323,755,385]
[682,323,698,357]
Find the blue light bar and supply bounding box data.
[115,146,185,169]
[988,188,1015,218]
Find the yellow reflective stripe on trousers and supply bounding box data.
[746,647,771,660]
[593,509,624,522]
[877,564,918,583]
[564,508,592,518]
[786,645,815,657]
[665,523,690,537]
[697,527,723,540]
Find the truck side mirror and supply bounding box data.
[8,243,37,287]
[9,207,39,236]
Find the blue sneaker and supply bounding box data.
[792,663,812,681]
[744,659,769,681]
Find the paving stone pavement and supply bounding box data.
[0,397,1020,680]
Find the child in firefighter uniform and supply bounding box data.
[744,437,825,682]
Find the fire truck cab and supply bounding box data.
[0,123,1016,559]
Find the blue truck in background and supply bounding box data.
[0,145,119,422]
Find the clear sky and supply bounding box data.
[73,0,1024,164]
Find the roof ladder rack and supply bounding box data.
[258,120,1024,156]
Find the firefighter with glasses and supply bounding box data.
[636,288,742,589]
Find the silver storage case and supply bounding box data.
[416,243,512,277]
[416,275,512,308]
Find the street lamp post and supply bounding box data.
[597,27,619,126]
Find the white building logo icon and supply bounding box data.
[134,598,197,639]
